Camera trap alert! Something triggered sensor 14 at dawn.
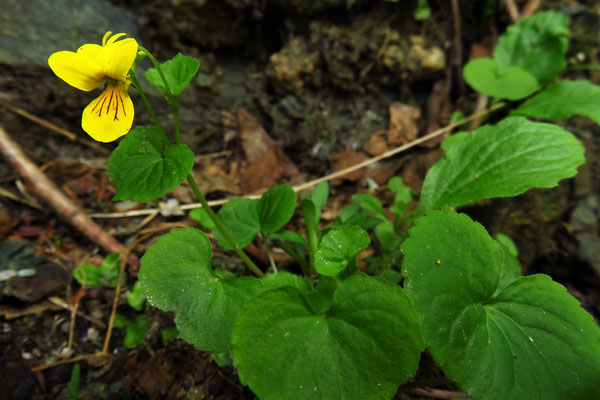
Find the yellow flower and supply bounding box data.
[48,32,138,142]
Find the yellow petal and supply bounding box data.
[82,85,134,142]
[48,49,105,91]
[102,31,113,46]
[102,38,138,81]
[105,32,126,45]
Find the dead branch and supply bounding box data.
[0,125,137,266]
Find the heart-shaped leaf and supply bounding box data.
[315,225,370,276]
[140,227,263,351]
[463,57,539,100]
[402,209,600,400]
[233,274,424,400]
[108,126,194,201]
[258,184,296,233]
[419,117,585,212]
[146,53,200,95]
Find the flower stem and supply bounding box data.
[129,69,162,131]
[186,174,264,278]
[134,49,263,278]
[138,47,173,96]
[170,97,182,145]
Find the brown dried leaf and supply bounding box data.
[241,143,299,192]
[401,150,443,192]
[195,164,241,196]
[238,109,275,163]
[328,147,366,184]
[387,103,421,145]
[363,130,389,156]
[423,80,451,148]
[136,353,174,400]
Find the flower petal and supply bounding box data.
[102,38,138,81]
[102,31,113,46]
[48,48,105,91]
[82,85,134,142]
[105,32,126,45]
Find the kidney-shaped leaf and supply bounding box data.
[146,53,200,96]
[233,273,424,400]
[140,227,263,351]
[108,126,194,202]
[258,184,296,233]
[418,117,585,212]
[315,225,370,276]
[402,209,600,400]
[513,80,600,125]
[463,57,539,100]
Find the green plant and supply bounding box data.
[73,254,149,348]
[49,11,600,399]
[69,363,80,400]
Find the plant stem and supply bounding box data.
[139,47,173,95]
[262,233,278,273]
[186,174,264,278]
[129,69,162,131]
[133,49,264,278]
[170,97,181,145]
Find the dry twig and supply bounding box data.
[0,125,137,266]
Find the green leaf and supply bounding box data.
[73,253,120,287]
[108,126,194,202]
[440,131,469,152]
[126,280,146,311]
[402,209,600,400]
[145,53,200,96]
[140,227,263,351]
[463,57,540,100]
[113,314,149,348]
[497,238,522,292]
[304,276,338,314]
[374,220,400,252]
[213,198,260,250]
[258,185,296,233]
[413,0,431,20]
[311,181,329,211]
[161,326,179,345]
[419,117,585,212]
[214,351,234,368]
[513,80,600,125]
[233,274,424,400]
[262,271,311,293]
[69,364,80,400]
[315,225,370,276]
[269,230,307,246]
[301,198,319,262]
[496,233,518,257]
[335,202,384,231]
[189,208,215,229]
[494,11,569,84]
[351,193,386,220]
[388,177,412,218]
